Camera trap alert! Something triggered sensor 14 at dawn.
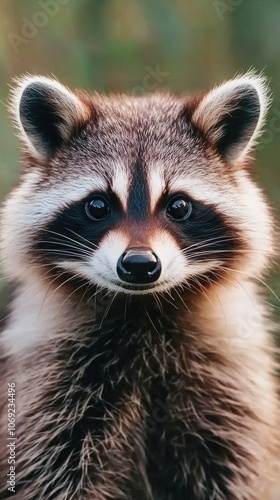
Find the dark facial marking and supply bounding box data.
[187,203,243,261]
[35,193,121,262]
[160,196,245,264]
[127,158,150,221]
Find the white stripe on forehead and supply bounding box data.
[111,165,130,209]
[148,166,166,211]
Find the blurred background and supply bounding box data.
[0,0,280,322]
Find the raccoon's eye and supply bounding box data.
[85,197,111,220]
[167,197,192,221]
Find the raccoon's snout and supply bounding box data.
[117,248,161,285]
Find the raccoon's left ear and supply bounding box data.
[10,75,90,159]
[192,73,270,163]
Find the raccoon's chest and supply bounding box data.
[50,315,200,494]
[13,305,234,499]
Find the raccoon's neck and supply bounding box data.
[1,271,268,361]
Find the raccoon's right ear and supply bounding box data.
[191,73,270,164]
[10,75,90,159]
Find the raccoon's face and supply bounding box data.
[0,74,273,295]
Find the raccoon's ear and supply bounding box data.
[192,74,270,163]
[10,75,90,159]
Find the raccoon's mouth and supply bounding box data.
[115,282,158,292]
[94,272,161,295]
[104,278,159,294]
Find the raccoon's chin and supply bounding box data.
[89,271,173,295]
[113,284,159,295]
[95,277,168,295]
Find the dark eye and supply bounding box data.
[167,197,192,221]
[85,197,110,220]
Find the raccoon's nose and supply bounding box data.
[117,248,161,284]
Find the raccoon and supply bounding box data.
[0,73,279,500]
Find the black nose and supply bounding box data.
[117,248,161,284]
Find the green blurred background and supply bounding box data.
[0,0,280,319]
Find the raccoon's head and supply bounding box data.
[0,73,273,295]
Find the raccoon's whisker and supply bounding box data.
[0,273,19,282]
[207,277,228,326]
[191,277,216,311]
[188,248,271,257]
[123,295,129,322]
[44,230,96,252]
[261,300,280,311]
[57,280,93,315]
[158,291,179,310]
[180,235,236,253]
[181,280,193,294]
[186,279,201,295]
[218,270,258,307]
[38,271,67,316]
[36,245,92,256]
[0,266,62,325]
[67,229,100,249]
[37,239,91,251]
[213,269,276,317]
[0,262,61,281]
[153,293,164,316]
[38,269,80,314]
[38,249,91,259]
[173,288,191,314]
[37,241,93,257]
[144,306,161,335]
[74,282,93,315]
[2,269,70,326]
[89,286,111,307]
[85,287,101,307]
[220,266,280,306]
[93,287,100,318]
[98,292,118,330]
[42,272,82,309]
[183,230,232,246]
[208,270,229,293]
[174,237,238,261]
